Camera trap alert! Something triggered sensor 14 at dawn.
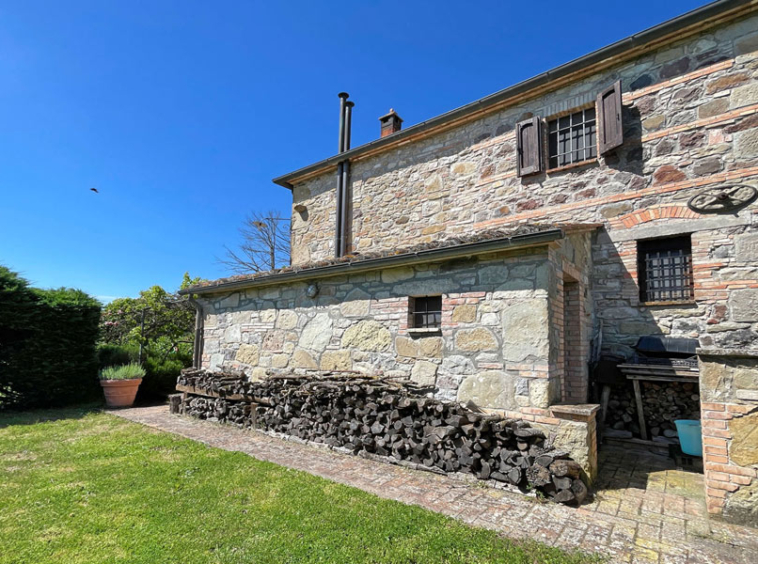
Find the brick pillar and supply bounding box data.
[563,282,587,403]
[699,350,758,526]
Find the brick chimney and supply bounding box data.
[379,109,403,138]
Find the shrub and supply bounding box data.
[97,344,139,368]
[0,266,101,409]
[141,350,191,397]
[100,363,146,381]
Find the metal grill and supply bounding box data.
[634,356,698,369]
[548,108,597,169]
[630,336,698,369]
[411,296,442,328]
[638,236,693,303]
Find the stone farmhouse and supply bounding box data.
[184,0,758,525]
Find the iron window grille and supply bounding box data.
[637,236,694,303]
[547,108,597,169]
[410,296,442,329]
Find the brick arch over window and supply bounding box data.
[609,205,703,231]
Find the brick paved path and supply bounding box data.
[113,406,757,564]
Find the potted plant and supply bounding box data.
[99,363,145,408]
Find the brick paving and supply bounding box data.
[112,406,757,564]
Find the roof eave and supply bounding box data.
[182,228,569,296]
[273,0,755,190]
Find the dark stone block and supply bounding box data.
[630,74,653,91]
[653,165,686,184]
[695,49,729,69]
[628,176,646,191]
[714,328,758,348]
[660,57,691,80]
[726,114,758,134]
[516,199,541,211]
[672,86,700,103]
[735,31,758,56]
[680,131,705,149]
[693,156,723,176]
[654,138,677,157]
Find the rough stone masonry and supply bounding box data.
[185,2,758,525]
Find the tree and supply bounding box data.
[100,273,200,355]
[221,210,290,274]
[99,273,201,396]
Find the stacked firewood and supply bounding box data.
[642,382,700,439]
[175,369,588,504]
[605,384,640,435]
[604,381,699,439]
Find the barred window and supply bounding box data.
[547,108,597,169]
[638,236,694,303]
[410,296,442,329]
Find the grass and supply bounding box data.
[0,408,598,564]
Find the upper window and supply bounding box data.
[516,80,622,178]
[410,296,442,329]
[547,108,597,169]
[637,236,694,303]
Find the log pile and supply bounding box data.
[605,381,700,440]
[605,383,640,436]
[642,381,700,439]
[175,369,588,505]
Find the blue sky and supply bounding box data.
[0,0,708,302]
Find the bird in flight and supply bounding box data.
[90,188,99,193]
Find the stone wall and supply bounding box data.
[200,247,562,409]
[200,234,592,411]
[699,350,758,526]
[594,206,758,357]
[197,235,599,476]
[289,14,758,353]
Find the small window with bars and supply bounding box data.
[638,236,694,303]
[547,107,597,169]
[410,296,442,329]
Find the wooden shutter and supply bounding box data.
[516,117,543,177]
[597,80,623,154]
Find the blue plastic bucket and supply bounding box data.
[675,420,702,457]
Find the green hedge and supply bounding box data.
[0,266,101,409]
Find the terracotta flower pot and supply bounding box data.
[100,378,142,408]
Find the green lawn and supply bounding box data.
[0,408,597,564]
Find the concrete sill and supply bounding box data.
[697,347,758,359]
[407,328,442,337]
[550,404,600,422]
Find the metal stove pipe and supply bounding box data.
[335,93,350,257]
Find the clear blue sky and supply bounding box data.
[0,0,708,302]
